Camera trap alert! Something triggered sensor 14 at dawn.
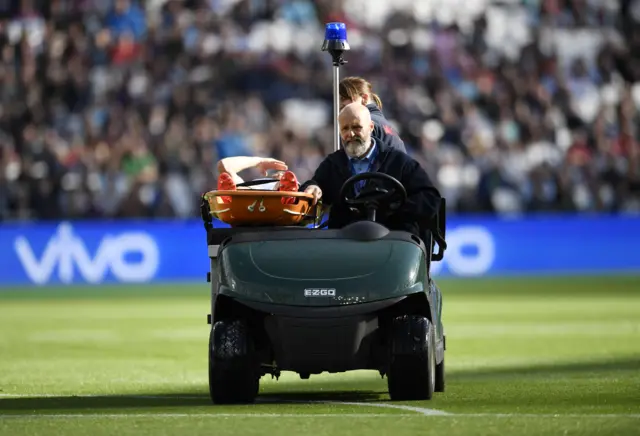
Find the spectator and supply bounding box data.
[0,0,638,220]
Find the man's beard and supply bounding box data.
[344,137,370,158]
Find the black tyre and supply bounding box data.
[387,315,436,401]
[208,319,260,404]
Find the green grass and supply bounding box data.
[1,276,639,436]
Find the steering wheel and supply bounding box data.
[338,172,407,222]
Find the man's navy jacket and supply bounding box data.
[367,103,407,153]
[300,140,441,236]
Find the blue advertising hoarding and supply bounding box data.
[0,216,638,286]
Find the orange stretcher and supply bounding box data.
[202,190,321,227]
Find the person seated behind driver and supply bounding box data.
[300,103,441,236]
[339,76,406,153]
[216,156,299,204]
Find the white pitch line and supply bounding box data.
[1,394,638,419]
[0,413,639,419]
[0,394,204,399]
[0,413,411,419]
[302,400,640,418]
[456,413,640,418]
[321,400,450,416]
[0,394,447,416]
[250,396,448,416]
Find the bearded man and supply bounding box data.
[300,103,441,235]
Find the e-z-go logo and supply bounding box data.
[14,223,160,284]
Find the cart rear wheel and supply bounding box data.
[387,315,436,401]
[208,319,260,404]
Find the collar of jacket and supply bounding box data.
[366,103,383,116]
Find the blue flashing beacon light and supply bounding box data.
[321,22,350,152]
[324,22,347,43]
[322,22,350,56]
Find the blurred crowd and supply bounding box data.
[0,0,639,220]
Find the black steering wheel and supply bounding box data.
[338,172,407,222]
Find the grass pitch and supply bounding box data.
[0,276,639,436]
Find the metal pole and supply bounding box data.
[333,64,340,153]
[321,22,349,154]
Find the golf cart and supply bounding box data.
[200,171,448,404]
[199,21,447,404]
